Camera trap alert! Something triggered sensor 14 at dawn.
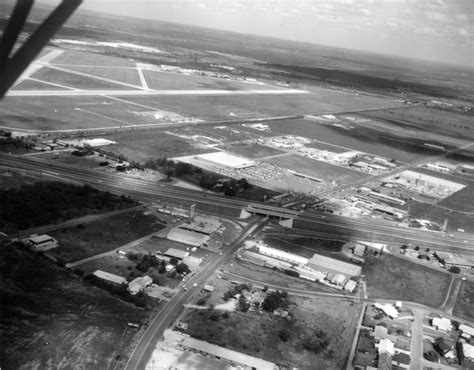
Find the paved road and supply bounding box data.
[124,220,263,370]
[2,154,473,254]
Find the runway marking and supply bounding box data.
[136,63,149,90]
[25,77,78,91]
[6,88,309,97]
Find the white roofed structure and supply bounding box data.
[128,275,152,295]
[167,228,209,247]
[374,303,399,319]
[257,245,309,266]
[432,317,452,332]
[181,337,277,369]
[376,338,395,356]
[308,254,361,277]
[164,247,190,260]
[93,270,127,285]
[459,324,474,338]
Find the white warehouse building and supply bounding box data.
[257,245,309,266]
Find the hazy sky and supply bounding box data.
[38,0,473,67]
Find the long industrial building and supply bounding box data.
[307,253,361,277]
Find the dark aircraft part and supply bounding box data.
[0,0,82,98]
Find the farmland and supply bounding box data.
[362,254,451,307]
[0,244,148,369]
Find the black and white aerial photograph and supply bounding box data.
[0,0,473,369]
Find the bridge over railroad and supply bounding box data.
[240,203,302,227]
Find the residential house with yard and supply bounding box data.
[128,275,152,295]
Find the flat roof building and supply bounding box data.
[181,337,277,370]
[164,247,190,260]
[432,317,452,332]
[93,270,127,285]
[167,228,209,247]
[344,280,357,292]
[257,245,309,266]
[26,234,58,251]
[308,253,361,277]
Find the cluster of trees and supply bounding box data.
[262,290,288,312]
[127,252,190,282]
[302,329,330,354]
[84,274,148,308]
[222,283,251,301]
[0,135,35,150]
[144,157,202,179]
[0,182,136,231]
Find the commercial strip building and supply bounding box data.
[307,253,362,277]
[167,228,210,248]
[92,270,127,285]
[180,337,277,370]
[257,245,309,266]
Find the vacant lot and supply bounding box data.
[101,129,208,163]
[219,142,284,159]
[453,280,474,321]
[49,209,163,262]
[126,89,398,122]
[180,294,360,369]
[265,153,369,184]
[0,244,147,369]
[362,254,451,307]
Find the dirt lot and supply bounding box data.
[453,279,474,321]
[0,244,148,369]
[49,209,164,262]
[179,291,360,369]
[362,254,451,307]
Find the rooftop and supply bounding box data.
[28,234,55,244]
[181,337,277,369]
[93,270,127,285]
[308,253,361,277]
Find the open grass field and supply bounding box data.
[142,70,279,90]
[0,96,127,131]
[52,49,137,67]
[269,118,459,163]
[48,209,164,262]
[30,67,137,90]
[218,142,285,159]
[453,280,474,321]
[362,254,451,307]
[63,65,142,86]
[14,78,69,90]
[180,294,359,369]
[103,129,209,162]
[126,88,399,122]
[265,153,369,184]
[360,106,474,142]
[0,244,147,369]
